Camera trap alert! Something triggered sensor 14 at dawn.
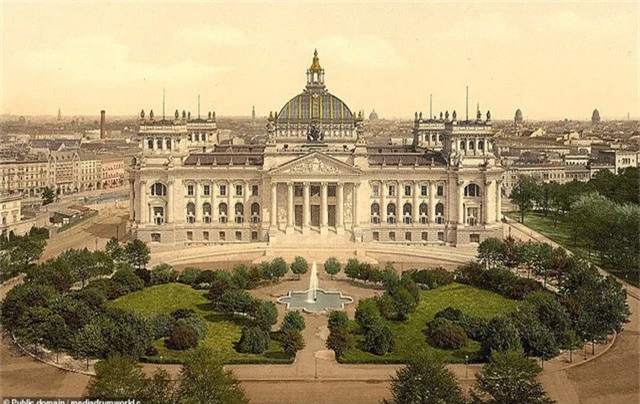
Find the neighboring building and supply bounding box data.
[128,51,503,246]
[48,151,80,194]
[0,158,50,197]
[0,194,21,239]
[78,158,101,191]
[100,158,126,189]
[597,149,638,173]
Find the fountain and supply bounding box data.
[278,260,353,313]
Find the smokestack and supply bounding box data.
[100,110,106,139]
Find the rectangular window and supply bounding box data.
[220,184,227,196]
[219,231,226,241]
[203,185,210,196]
[470,234,480,243]
[404,185,412,196]
[373,231,379,241]
[372,184,380,197]
[311,185,320,197]
[187,185,194,196]
[203,231,209,241]
[235,231,242,241]
[328,185,336,197]
[388,185,396,197]
[421,185,428,196]
[236,184,243,196]
[437,231,444,241]
[252,185,259,196]
[151,233,161,243]
[405,231,412,241]
[251,231,258,241]
[295,185,303,197]
[421,232,428,241]
[389,231,396,241]
[437,185,444,197]
[186,231,193,241]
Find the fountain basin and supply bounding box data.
[277,289,354,313]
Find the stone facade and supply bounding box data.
[129,51,503,246]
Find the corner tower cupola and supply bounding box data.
[306,49,325,92]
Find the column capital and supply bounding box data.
[287,181,294,187]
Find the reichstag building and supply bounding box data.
[128,51,503,246]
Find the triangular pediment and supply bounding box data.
[270,152,361,176]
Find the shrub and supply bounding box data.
[206,275,235,303]
[270,257,288,280]
[147,314,174,339]
[324,257,341,279]
[169,311,206,341]
[236,325,270,354]
[111,267,144,295]
[391,287,418,320]
[177,267,202,285]
[425,318,468,350]
[434,307,466,323]
[344,258,360,281]
[150,263,176,285]
[279,329,305,354]
[290,256,308,277]
[85,278,123,300]
[281,311,305,332]
[328,311,349,332]
[213,289,256,316]
[459,316,488,341]
[326,325,354,357]
[231,264,253,289]
[454,262,484,285]
[409,267,455,289]
[509,278,544,300]
[254,301,278,332]
[167,321,199,350]
[355,298,381,331]
[363,320,395,355]
[194,269,216,288]
[376,292,396,320]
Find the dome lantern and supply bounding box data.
[306,49,325,89]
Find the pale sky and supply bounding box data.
[1,1,638,120]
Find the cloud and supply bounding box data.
[179,25,253,46]
[435,12,520,42]
[301,35,405,69]
[20,36,229,85]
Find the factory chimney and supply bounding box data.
[100,110,106,139]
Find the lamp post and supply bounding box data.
[315,356,318,379]
[583,339,588,360]
[465,355,469,378]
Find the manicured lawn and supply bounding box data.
[107,283,292,364]
[340,283,518,364]
[507,211,639,286]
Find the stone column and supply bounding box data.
[129,180,135,221]
[320,182,328,234]
[352,183,360,229]
[483,180,491,225]
[211,181,218,223]
[429,181,435,223]
[140,180,147,224]
[167,180,174,223]
[286,182,294,234]
[336,182,344,234]
[227,180,233,223]
[380,180,387,223]
[396,182,401,224]
[270,182,277,229]
[195,182,201,223]
[458,181,465,225]
[412,181,419,224]
[302,182,310,234]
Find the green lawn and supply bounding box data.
[340,283,518,364]
[107,283,292,364]
[507,211,639,286]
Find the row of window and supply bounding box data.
[371,183,444,198]
[150,230,260,243]
[371,231,480,243]
[150,182,260,197]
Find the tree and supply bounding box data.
[324,257,341,279]
[479,316,522,360]
[26,258,74,292]
[88,355,148,400]
[344,258,360,281]
[279,328,305,354]
[510,176,539,223]
[177,346,248,404]
[111,265,144,294]
[178,267,202,285]
[384,354,465,404]
[41,186,55,205]
[328,310,349,331]
[290,256,308,278]
[105,237,124,263]
[124,239,150,270]
[167,321,199,350]
[355,298,381,331]
[391,287,417,321]
[477,237,505,269]
[151,263,177,285]
[470,350,555,404]
[60,248,113,288]
[214,289,256,317]
[144,369,176,404]
[270,257,288,281]
[0,283,57,331]
[363,320,394,355]
[326,325,354,358]
[2,233,46,273]
[280,311,305,332]
[254,301,278,332]
[236,325,270,354]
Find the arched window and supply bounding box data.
[460,140,466,150]
[147,138,154,150]
[150,182,167,196]
[251,203,260,223]
[438,134,443,142]
[403,203,412,224]
[464,183,481,197]
[235,202,244,224]
[195,133,200,142]
[419,203,428,224]
[469,140,475,150]
[203,203,211,223]
[166,139,172,149]
[435,203,445,224]
[186,202,195,223]
[478,140,484,151]
[218,202,228,223]
[387,203,396,224]
[157,139,163,150]
[370,203,380,224]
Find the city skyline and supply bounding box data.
[1,2,638,120]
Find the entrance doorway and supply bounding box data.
[310,205,320,227]
[328,205,336,227]
[295,205,303,227]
